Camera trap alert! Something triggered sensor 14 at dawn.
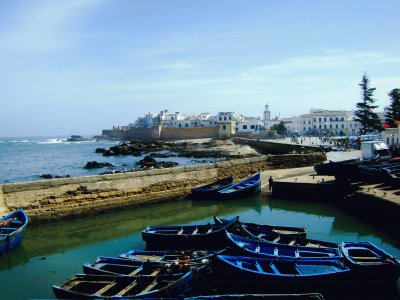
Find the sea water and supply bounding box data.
[0,137,221,184]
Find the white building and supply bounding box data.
[236,118,263,135]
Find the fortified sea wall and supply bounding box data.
[102,126,218,140]
[0,153,325,224]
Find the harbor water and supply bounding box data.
[0,194,399,299]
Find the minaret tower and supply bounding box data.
[263,104,271,129]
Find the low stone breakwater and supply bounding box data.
[0,153,325,223]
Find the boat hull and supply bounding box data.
[0,209,28,252]
[141,217,239,250]
[211,255,350,295]
[218,173,261,199]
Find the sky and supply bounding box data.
[0,0,399,137]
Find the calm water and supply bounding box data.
[0,137,221,184]
[0,195,399,299]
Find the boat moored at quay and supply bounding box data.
[52,216,400,299]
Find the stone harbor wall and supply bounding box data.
[0,153,325,223]
[233,137,322,154]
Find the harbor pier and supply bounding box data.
[271,173,400,239]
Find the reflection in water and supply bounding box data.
[0,193,398,299]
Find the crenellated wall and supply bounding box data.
[0,153,325,223]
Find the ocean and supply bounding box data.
[0,137,220,184]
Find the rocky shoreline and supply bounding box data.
[95,139,260,159]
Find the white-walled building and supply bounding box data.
[236,118,263,135]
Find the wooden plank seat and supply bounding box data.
[96,282,117,295]
[115,281,138,297]
[139,280,158,294]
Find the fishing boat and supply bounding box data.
[225,232,342,260]
[52,271,195,299]
[215,217,336,249]
[341,242,400,284]
[217,173,261,199]
[141,217,239,250]
[191,176,234,198]
[211,255,350,294]
[83,256,206,277]
[0,209,28,253]
[120,249,225,263]
[214,216,307,238]
[186,293,325,300]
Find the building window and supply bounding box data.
[324,125,327,129]
[243,125,247,129]
[319,118,321,122]
[223,125,226,130]
[179,124,181,127]
[342,124,344,128]
[219,117,222,121]
[185,124,188,127]
[250,125,255,129]
[336,124,338,129]
[308,120,311,124]
[229,117,231,120]
[319,125,321,129]
[324,118,326,122]
[314,125,316,129]
[224,117,227,121]
[303,121,306,124]
[303,127,306,131]
[330,124,332,129]
[314,118,316,122]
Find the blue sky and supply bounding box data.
[1,0,399,137]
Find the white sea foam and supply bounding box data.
[39,138,67,144]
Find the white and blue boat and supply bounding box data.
[218,173,261,199]
[0,209,28,253]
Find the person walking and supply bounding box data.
[268,176,273,191]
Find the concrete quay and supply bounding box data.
[270,171,400,239]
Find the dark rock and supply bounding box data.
[84,161,114,169]
[136,155,178,169]
[66,135,88,142]
[95,148,107,153]
[40,174,53,179]
[54,175,70,178]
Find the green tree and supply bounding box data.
[354,73,382,133]
[270,121,287,135]
[385,88,400,128]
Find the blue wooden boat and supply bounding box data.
[52,271,195,299]
[211,255,350,294]
[83,256,205,276]
[141,217,239,250]
[341,242,400,284]
[191,176,234,198]
[120,249,225,263]
[186,293,325,299]
[215,217,337,248]
[217,173,261,199]
[0,209,28,253]
[225,232,343,260]
[214,216,307,238]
